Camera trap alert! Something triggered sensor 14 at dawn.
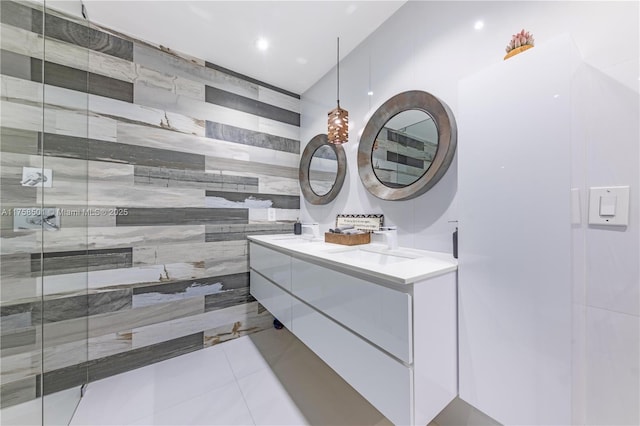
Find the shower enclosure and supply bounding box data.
[1,0,89,424]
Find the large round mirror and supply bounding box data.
[358,90,457,201]
[299,134,346,205]
[372,109,438,188]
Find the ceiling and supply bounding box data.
[83,1,407,95]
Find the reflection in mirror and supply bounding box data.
[309,145,338,196]
[372,110,438,188]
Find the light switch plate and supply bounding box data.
[588,186,630,226]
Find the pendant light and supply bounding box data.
[328,37,348,144]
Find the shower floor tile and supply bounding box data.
[70,327,395,426]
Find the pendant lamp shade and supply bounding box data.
[328,37,348,144]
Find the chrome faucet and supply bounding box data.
[301,223,320,239]
[374,226,398,250]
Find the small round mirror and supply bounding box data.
[309,145,338,196]
[372,109,438,188]
[299,134,346,205]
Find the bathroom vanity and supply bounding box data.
[248,234,458,425]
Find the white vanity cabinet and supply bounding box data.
[249,239,457,426]
[291,258,413,364]
[250,242,292,290]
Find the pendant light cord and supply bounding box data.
[336,37,340,107]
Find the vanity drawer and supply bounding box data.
[292,302,412,426]
[249,243,291,290]
[291,258,412,363]
[250,270,293,330]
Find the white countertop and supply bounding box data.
[248,234,457,285]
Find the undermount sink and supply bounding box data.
[269,235,302,241]
[325,247,420,265]
[268,235,322,243]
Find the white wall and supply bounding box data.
[301,0,637,252]
[301,1,639,424]
[573,62,640,425]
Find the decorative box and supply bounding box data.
[324,232,371,246]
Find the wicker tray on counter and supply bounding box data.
[324,232,371,246]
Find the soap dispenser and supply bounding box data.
[449,220,458,259]
[453,227,458,259]
[294,218,302,235]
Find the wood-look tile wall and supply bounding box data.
[0,1,299,407]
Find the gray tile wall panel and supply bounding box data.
[205,85,300,126]
[204,223,292,242]
[205,121,299,154]
[205,156,298,179]
[132,273,249,308]
[133,44,257,99]
[0,254,32,281]
[39,332,203,396]
[133,166,258,191]
[0,128,41,156]
[32,9,134,61]
[0,327,36,349]
[1,301,34,318]
[115,208,248,227]
[204,287,255,313]
[31,248,133,275]
[204,61,300,99]
[27,56,134,103]
[0,184,37,206]
[0,49,34,80]
[133,273,248,296]
[205,190,300,210]
[0,376,36,408]
[0,2,33,33]
[1,289,132,327]
[205,229,292,243]
[0,311,31,329]
[42,133,206,170]
[48,289,132,321]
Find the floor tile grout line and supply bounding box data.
[141,345,243,423]
[74,345,235,426]
[221,343,258,426]
[139,377,253,426]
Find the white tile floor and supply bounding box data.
[70,328,395,426]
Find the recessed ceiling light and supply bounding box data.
[367,91,374,96]
[256,38,269,51]
[474,20,484,30]
[296,57,308,65]
[346,4,357,15]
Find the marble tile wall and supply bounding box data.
[0,1,299,407]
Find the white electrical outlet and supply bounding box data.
[267,208,276,221]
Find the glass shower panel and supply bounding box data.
[40,1,90,424]
[0,1,47,424]
[0,1,89,424]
